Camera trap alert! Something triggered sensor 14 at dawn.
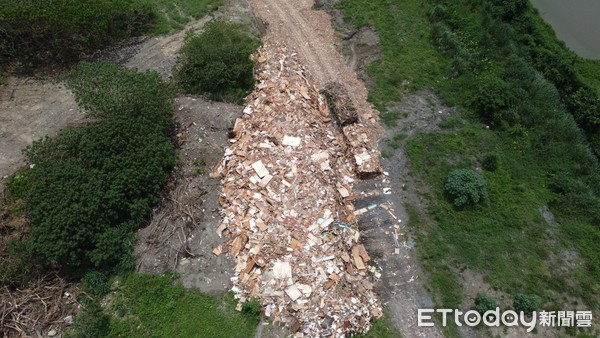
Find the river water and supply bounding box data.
[529,0,600,59]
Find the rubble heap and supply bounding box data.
[214,44,382,337]
[319,82,359,127]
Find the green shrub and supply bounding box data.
[65,61,174,128]
[4,169,33,205]
[15,64,176,275]
[176,20,260,102]
[482,154,499,171]
[241,298,261,321]
[82,271,111,298]
[23,117,175,273]
[66,301,110,338]
[513,294,541,315]
[431,22,461,57]
[472,73,517,127]
[474,293,497,315]
[445,168,487,207]
[0,0,155,70]
[489,0,528,21]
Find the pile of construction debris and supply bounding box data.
[214,43,382,337]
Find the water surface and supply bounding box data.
[529,0,600,59]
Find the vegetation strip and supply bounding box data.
[337,0,600,335]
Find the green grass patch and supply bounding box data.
[355,314,401,338]
[380,110,407,127]
[105,274,258,337]
[406,123,558,306]
[136,0,224,35]
[335,0,450,108]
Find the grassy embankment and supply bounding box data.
[337,0,600,336]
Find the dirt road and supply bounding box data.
[248,0,382,137]
[246,1,443,337]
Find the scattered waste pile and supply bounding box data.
[319,82,359,127]
[320,82,380,179]
[213,43,382,337]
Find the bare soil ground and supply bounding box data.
[135,96,239,295]
[131,0,262,295]
[0,79,82,189]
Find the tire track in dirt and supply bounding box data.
[248,0,382,139]
[268,1,331,81]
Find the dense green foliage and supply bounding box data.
[65,62,174,127]
[101,274,258,337]
[8,62,175,276]
[0,0,224,72]
[176,20,259,102]
[444,169,486,207]
[474,293,497,315]
[0,0,154,70]
[513,294,541,315]
[241,299,261,321]
[337,0,600,322]
[510,8,600,156]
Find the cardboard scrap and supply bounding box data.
[282,135,302,147]
[251,160,269,178]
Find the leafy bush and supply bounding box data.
[15,63,175,275]
[482,154,499,171]
[513,294,541,315]
[472,73,517,127]
[65,61,174,128]
[176,20,259,102]
[82,271,111,298]
[241,298,261,320]
[445,168,487,207]
[0,0,155,70]
[489,0,528,21]
[66,300,110,338]
[23,116,175,273]
[474,293,497,315]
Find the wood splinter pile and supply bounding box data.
[214,43,382,337]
